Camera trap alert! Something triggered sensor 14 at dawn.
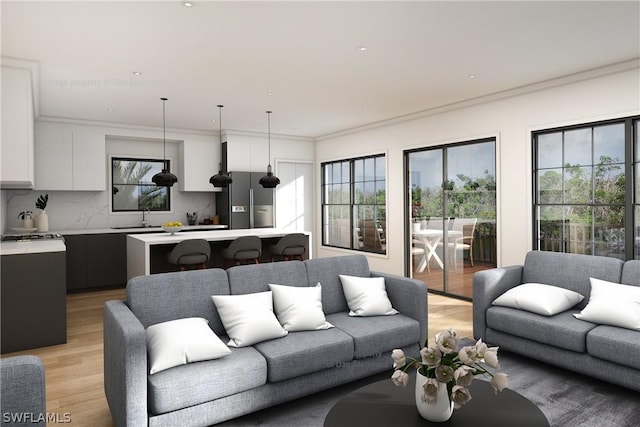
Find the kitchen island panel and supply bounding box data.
[1,251,67,353]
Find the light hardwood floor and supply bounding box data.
[1,288,472,426]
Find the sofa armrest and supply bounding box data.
[1,355,46,426]
[370,271,427,347]
[103,300,148,427]
[472,265,523,342]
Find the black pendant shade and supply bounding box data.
[152,97,178,187]
[210,104,233,187]
[259,110,280,189]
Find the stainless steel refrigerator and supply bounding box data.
[215,171,274,229]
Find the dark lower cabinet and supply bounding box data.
[1,251,67,353]
[63,233,127,292]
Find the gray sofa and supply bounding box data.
[473,250,640,391]
[104,255,427,427]
[0,355,46,427]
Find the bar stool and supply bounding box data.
[269,233,307,261]
[167,239,211,271]
[222,236,262,268]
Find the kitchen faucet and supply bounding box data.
[142,208,150,227]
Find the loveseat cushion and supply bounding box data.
[326,312,421,359]
[586,325,640,369]
[147,345,267,415]
[521,251,623,310]
[304,255,371,314]
[253,328,354,382]
[486,307,596,352]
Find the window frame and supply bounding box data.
[321,153,387,254]
[111,156,172,213]
[532,116,638,260]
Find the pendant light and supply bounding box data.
[209,104,233,187]
[152,97,178,187]
[259,110,280,189]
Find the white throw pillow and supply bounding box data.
[492,283,584,316]
[574,278,640,330]
[269,283,334,331]
[146,317,231,375]
[211,291,288,347]
[338,274,399,317]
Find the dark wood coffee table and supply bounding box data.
[324,375,549,426]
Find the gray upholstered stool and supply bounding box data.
[269,233,307,261]
[167,239,211,271]
[222,235,262,267]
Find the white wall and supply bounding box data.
[314,67,640,275]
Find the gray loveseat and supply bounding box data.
[0,355,46,427]
[473,250,640,391]
[104,255,427,427]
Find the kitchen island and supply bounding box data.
[127,228,312,279]
[1,239,67,353]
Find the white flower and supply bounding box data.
[391,369,409,387]
[421,346,442,367]
[391,349,406,369]
[454,365,475,387]
[490,372,509,393]
[435,328,458,354]
[422,377,440,404]
[483,346,501,369]
[451,385,472,409]
[458,345,478,366]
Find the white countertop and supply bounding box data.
[128,228,309,244]
[54,224,228,235]
[0,239,66,255]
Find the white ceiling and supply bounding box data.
[2,1,639,138]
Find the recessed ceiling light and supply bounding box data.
[267,91,273,96]
[468,74,477,79]
[183,1,193,7]
[133,71,142,76]
[107,107,115,112]
[357,46,368,52]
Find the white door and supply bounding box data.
[275,161,313,232]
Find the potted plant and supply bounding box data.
[35,193,49,232]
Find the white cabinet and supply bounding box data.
[35,123,106,191]
[225,132,269,172]
[1,65,35,189]
[178,139,220,192]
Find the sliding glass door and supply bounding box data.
[405,138,497,300]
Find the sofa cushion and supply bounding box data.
[521,251,623,310]
[127,269,230,336]
[226,261,309,295]
[147,345,267,415]
[326,312,420,359]
[621,260,640,286]
[268,283,334,331]
[486,306,596,352]
[586,325,640,370]
[146,317,231,374]
[304,255,372,314]
[574,278,640,330]
[253,328,354,382]
[212,291,288,347]
[339,275,399,317]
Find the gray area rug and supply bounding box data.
[217,350,640,427]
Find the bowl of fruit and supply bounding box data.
[162,221,183,235]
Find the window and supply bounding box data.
[533,117,638,260]
[112,157,170,212]
[322,154,386,254]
